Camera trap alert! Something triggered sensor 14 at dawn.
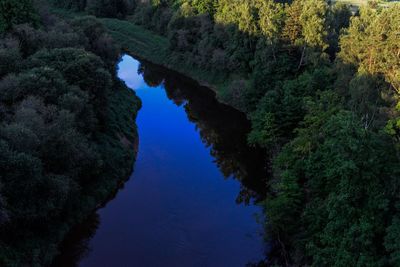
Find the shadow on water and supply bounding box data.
[138,59,268,203]
[52,55,269,267]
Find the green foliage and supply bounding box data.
[249,66,334,148]
[9,0,400,266]
[303,112,395,266]
[385,216,400,266]
[0,40,21,77]
[102,18,169,61]
[52,0,87,10]
[267,92,400,266]
[53,0,137,15]
[191,0,216,15]
[0,0,39,33]
[300,0,329,50]
[86,0,136,18]
[256,0,285,61]
[70,16,120,66]
[339,4,400,140]
[327,2,351,56]
[340,4,400,91]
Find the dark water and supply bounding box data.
[53,55,267,267]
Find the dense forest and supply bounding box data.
[0,0,140,265]
[52,0,400,265]
[1,0,399,265]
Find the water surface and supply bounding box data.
[54,55,267,267]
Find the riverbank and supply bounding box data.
[0,59,141,266]
[88,78,141,210]
[100,18,243,107]
[50,8,246,110]
[56,79,142,262]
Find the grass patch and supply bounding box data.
[100,18,237,101]
[102,18,169,63]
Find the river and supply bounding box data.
[53,55,268,267]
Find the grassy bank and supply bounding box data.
[102,19,169,63]
[101,18,238,101]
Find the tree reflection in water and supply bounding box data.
[139,59,268,204]
[52,214,99,267]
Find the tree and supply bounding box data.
[71,16,120,66]
[0,39,21,77]
[256,0,285,61]
[339,4,400,139]
[283,0,329,69]
[266,91,400,265]
[215,0,259,35]
[385,216,400,266]
[191,0,216,15]
[0,0,39,33]
[298,0,329,69]
[27,48,112,122]
[326,2,351,58]
[282,0,303,45]
[340,4,400,91]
